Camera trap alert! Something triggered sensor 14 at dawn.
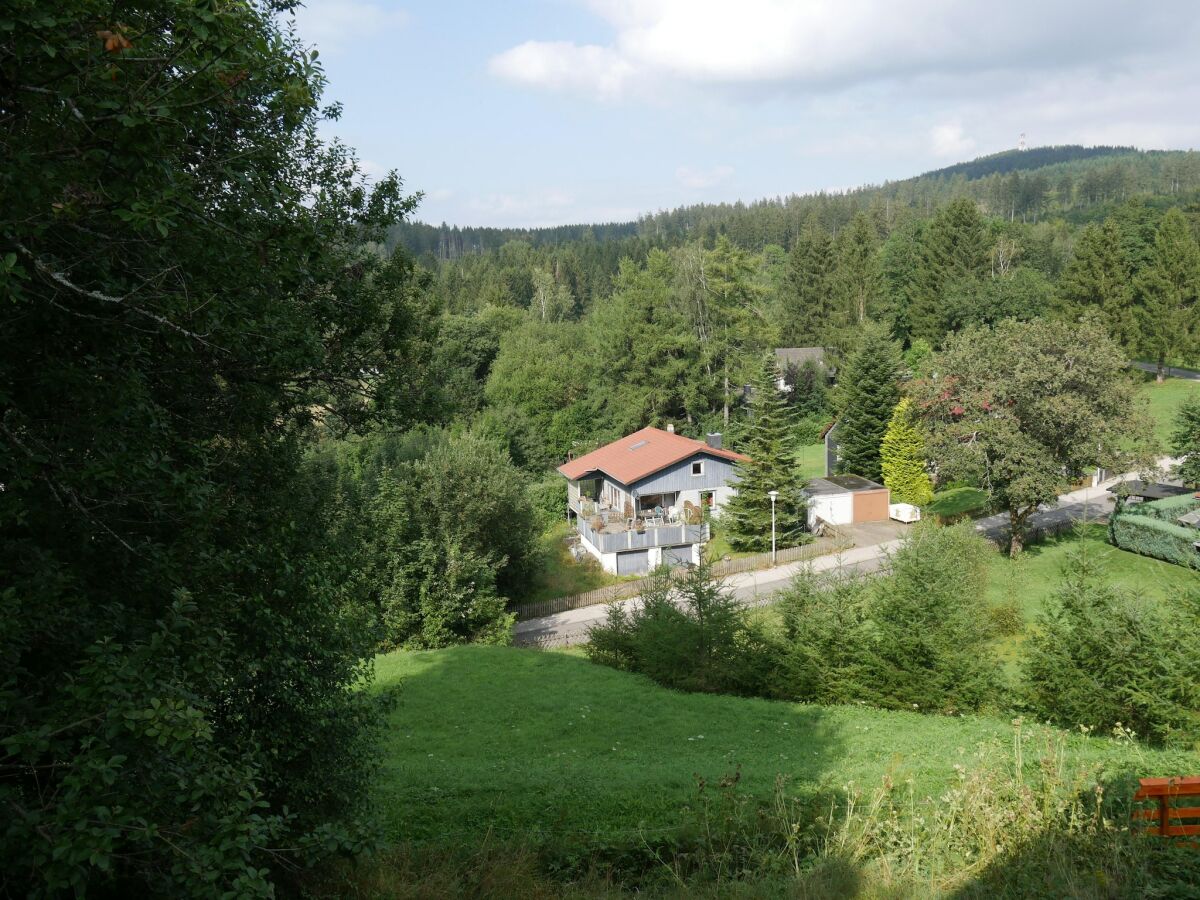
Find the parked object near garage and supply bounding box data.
[888,503,921,524]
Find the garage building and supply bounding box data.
[804,475,890,528]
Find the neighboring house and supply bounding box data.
[774,347,835,392]
[804,475,890,529]
[558,426,750,575]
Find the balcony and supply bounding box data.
[570,496,709,553]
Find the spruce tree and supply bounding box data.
[908,198,990,345]
[1135,208,1200,381]
[780,217,834,346]
[835,327,901,481]
[1171,395,1200,487]
[723,354,808,552]
[880,399,933,506]
[832,212,883,331]
[1057,219,1136,347]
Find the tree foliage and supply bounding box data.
[880,399,933,506]
[1171,394,1200,487]
[1024,540,1200,747]
[722,355,809,551]
[912,320,1152,554]
[365,433,535,648]
[0,2,426,893]
[834,327,902,481]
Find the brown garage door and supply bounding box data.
[852,489,890,523]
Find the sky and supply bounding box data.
[289,0,1200,229]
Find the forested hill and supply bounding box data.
[916,144,1135,181]
[390,146,1197,260]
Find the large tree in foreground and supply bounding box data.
[723,354,808,551]
[912,320,1152,555]
[834,326,902,481]
[1,2,424,893]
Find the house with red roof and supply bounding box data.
[558,426,749,574]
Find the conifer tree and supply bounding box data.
[723,354,808,552]
[832,212,883,330]
[1135,208,1200,381]
[835,327,901,481]
[1171,394,1200,487]
[880,399,933,506]
[1057,219,1136,347]
[908,198,990,345]
[780,217,834,346]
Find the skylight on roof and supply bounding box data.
[629,439,649,450]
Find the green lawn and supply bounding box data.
[1137,375,1200,448]
[985,524,1200,674]
[373,644,1194,848]
[518,521,626,604]
[795,441,826,479]
[926,486,990,520]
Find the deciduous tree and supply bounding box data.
[912,320,1152,555]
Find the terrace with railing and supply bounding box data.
[569,494,709,553]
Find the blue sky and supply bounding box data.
[290,1,1200,228]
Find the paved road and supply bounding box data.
[514,463,1178,649]
[512,538,904,648]
[1132,361,1200,381]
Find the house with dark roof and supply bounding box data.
[774,347,835,392]
[558,426,749,574]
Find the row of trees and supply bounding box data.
[588,521,1200,748]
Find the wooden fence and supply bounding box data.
[512,528,854,622]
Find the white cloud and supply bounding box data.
[490,0,1192,100]
[675,164,734,189]
[929,122,974,158]
[489,41,634,101]
[290,1,408,57]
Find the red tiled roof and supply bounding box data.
[558,427,749,485]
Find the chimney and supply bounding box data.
[706,432,722,450]
[666,423,675,434]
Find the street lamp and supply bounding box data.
[767,490,779,565]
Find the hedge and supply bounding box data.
[1122,493,1200,522]
[1110,513,1200,570]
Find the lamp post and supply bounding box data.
[767,490,779,565]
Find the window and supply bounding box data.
[691,461,704,476]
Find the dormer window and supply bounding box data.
[691,461,704,476]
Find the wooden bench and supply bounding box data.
[1133,777,1200,837]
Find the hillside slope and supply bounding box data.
[375,646,1196,846]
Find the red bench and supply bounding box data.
[1133,777,1200,837]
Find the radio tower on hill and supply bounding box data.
[1018,132,1027,151]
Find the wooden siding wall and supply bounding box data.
[633,453,739,495]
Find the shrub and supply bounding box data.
[985,598,1025,637]
[586,558,770,696]
[794,413,830,445]
[1024,541,1200,747]
[860,523,1002,713]
[773,523,1003,714]
[1110,511,1200,570]
[773,568,872,703]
